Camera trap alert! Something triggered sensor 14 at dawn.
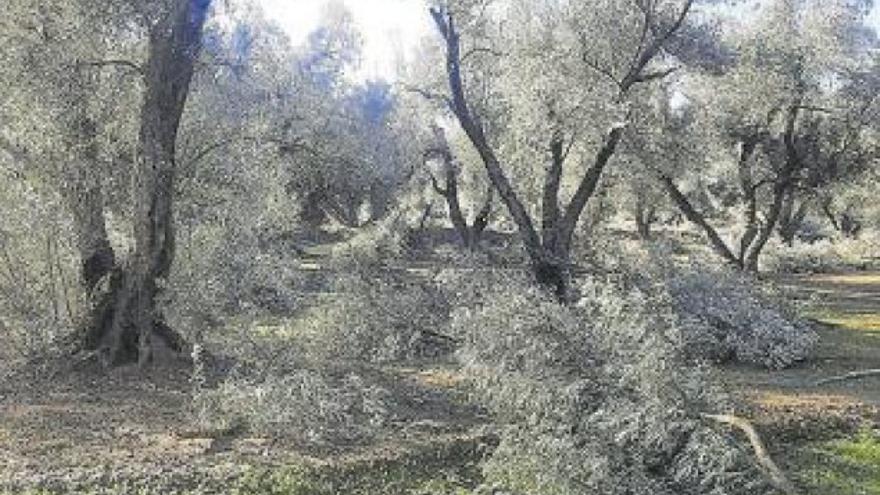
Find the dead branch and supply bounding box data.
[702,413,798,495]
[814,369,880,386]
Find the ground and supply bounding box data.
[2,271,880,494]
[726,272,880,494]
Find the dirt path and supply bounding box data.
[722,272,880,444]
[728,273,880,393]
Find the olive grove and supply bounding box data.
[1,0,879,493]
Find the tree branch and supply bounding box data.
[631,66,679,84]
[78,59,144,75]
[462,47,504,62]
[660,175,741,267]
[405,85,453,110]
[621,0,695,92]
[702,414,799,495]
[429,6,544,260]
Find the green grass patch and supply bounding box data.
[816,313,880,332]
[796,429,880,495]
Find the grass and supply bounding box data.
[812,313,880,332]
[796,429,880,495]
[5,443,484,495]
[810,274,880,286]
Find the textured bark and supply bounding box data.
[736,137,761,264]
[542,133,564,249]
[87,0,212,366]
[72,184,115,294]
[65,115,116,295]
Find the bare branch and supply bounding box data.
[404,85,453,110]
[581,40,621,88]
[78,59,144,75]
[462,47,504,62]
[631,66,679,84]
[621,0,695,92]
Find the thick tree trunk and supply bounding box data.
[742,104,802,272]
[72,183,115,294]
[64,114,116,296]
[85,0,212,366]
[736,137,760,264]
[470,186,494,246]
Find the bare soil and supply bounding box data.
[0,357,489,493]
[2,270,879,494]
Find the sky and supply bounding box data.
[257,0,433,82]
[257,0,880,82]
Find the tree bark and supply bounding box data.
[777,190,807,246]
[66,115,116,295]
[85,0,212,366]
[736,137,760,264]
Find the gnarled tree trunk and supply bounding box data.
[66,114,116,295]
[83,0,212,366]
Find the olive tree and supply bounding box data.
[427,0,697,298]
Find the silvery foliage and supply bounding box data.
[452,274,771,495]
[191,368,392,443]
[294,265,452,363]
[666,265,818,369]
[0,175,83,364]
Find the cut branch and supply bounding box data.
[814,369,880,386]
[702,413,799,495]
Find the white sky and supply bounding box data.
[257,0,433,82]
[257,0,880,82]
